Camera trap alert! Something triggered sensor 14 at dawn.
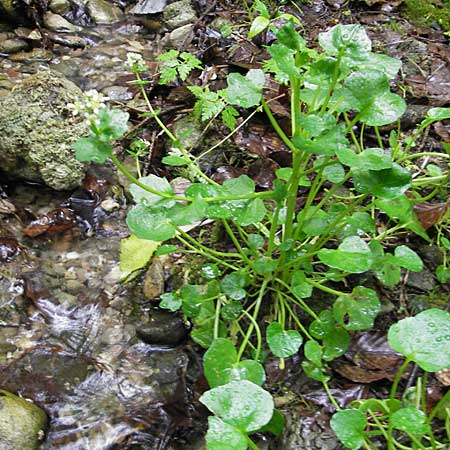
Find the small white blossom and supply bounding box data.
[67,89,109,127]
[125,52,146,72]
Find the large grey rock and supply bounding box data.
[0,70,88,190]
[44,11,79,32]
[0,37,28,53]
[163,0,197,29]
[0,390,47,450]
[86,0,123,24]
[131,0,167,14]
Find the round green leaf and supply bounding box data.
[227,69,265,108]
[129,174,175,207]
[126,205,176,241]
[73,136,112,163]
[330,409,367,450]
[391,407,431,434]
[393,246,423,272]
[204,338,238,388]
[200,380,274,432]
[229,360,266,387]
[159,292,182,312]
[318,236,372,273]
[353,163,411,199]
[426,107,450,121]
[266,322,303,358]
[304,340,323,366]
[206,417,248,450]
[387,309,450,372]
[336,147,392,171]
[333,286,380,331]
[236,198,266,226]
[359,92,406,126]
[323,327,350,361]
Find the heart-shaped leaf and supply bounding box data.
[333,286,380,331]
[318,236,373,273]
[353,163,411,199]
[126,205,176,241]
[266,322,303,358]
[392,246,423,272]
[388,309,450,372]
[200,380,274,432]
[206,417,248,450]
[391,407,431,434]
[331,409,367,450]
[204,338,265,388]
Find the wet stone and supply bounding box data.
[166,24,194,49]
[0,390,47,450]
[44,12,79,33]
[86,0,123,24]
[101,85,133,101]
[406,268,436,292]
[163,0,197,29]
[49,0,71,15]
[131,0,167,15]
[136,309,189,346]
[0,38,28,53]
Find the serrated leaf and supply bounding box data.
[200,380,274,432]
[227,69,265,108]
[331,409,367,450]
[119,234,160,279]
[73,136,113,164]
[387,308,450,372]
[266,322,303,358]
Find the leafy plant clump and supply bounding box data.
[73,22,450,450]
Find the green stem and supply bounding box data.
[305,278,348,297]
[428,390,450,423]
[246,436,260,450]
[374,126,383,149]
[322,379,340,411]
[241,309,262,362]
[222,220,252,265]
[214,297,222,340]
[236,278,270,361]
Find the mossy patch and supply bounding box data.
[403,0,450,32]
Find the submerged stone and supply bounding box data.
[131,0,167,15]
[0,390,47,450]
[0,70,88,190]
[86,0,123,24]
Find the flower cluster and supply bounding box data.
[125,52,147,73]
[67,89,109,127]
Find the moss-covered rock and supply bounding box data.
[0,70,88,190]
[0,390,47,450]
[403,0,450,32]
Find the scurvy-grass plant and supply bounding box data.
[72,22,450,450]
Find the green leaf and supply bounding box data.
[221,271,248,301]
[330,409,367,450]
[221,301,243,321]
[266,322,303,358]
[336,147,392,171]
[436,265,450,284]
[426,107,450,121]
[96,107,129,141]
[129,175,175,207]
[221,106,239,131]
[73,136,112,163]
[391,407,431,434]
[227,69,265,108]
[304,340,323,366]
[323,327,350,361]
[291,270,313,298]
[258,409,285,437]
[353,163,411,199]
[318,236,373,273]
[388,309,450,372]
[254,257,278,275]
[359,53,402,79]
[248,234,265,250]
[162,155,188,166]
[302,360,329,382]
[276,21,305,51]
[253,0,269,18]
[200,380,274,432]
[201,264,221,280]
[155,244,178,255]
[159,292,182,312]
[126,205,176,241]
[235,198,266,226]
[333,286,380,331]
[204,339,238,388]
[206,417,248,450]
[319,24,371,61]
[267,44,299,78]
[335,70,406,126]
[393,246,423,272]
[248,15,270,38]
[119,234,159,279]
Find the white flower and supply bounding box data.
[125,52,146,72]
[67,89,109,125]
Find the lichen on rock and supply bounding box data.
[0,70,89,190]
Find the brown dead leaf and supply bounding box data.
[413,202,449,230]
[23,208,75,237]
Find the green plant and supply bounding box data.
[332,308,450,450]
[72,22,450,449]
